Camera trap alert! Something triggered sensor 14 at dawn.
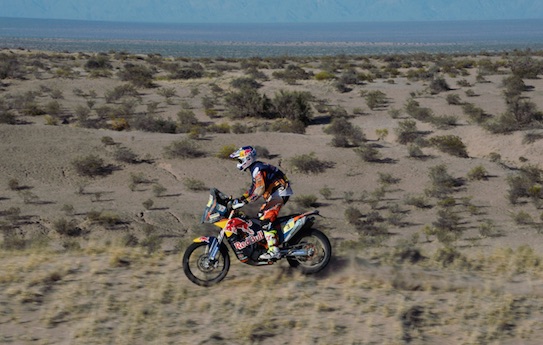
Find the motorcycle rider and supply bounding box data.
[230,146,293,260]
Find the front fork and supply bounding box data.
[196,230,225,262]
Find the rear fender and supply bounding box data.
[282,211,318,243]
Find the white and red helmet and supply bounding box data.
[230,146,257,171]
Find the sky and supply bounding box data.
[1,0,542,23]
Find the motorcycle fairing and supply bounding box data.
[282,210,319,242]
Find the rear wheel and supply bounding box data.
[286,229,331,274]
[183,242,230,287]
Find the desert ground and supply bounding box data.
[1,48,543,344]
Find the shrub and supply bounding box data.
[446,93,463,105]
[510,210,533,225]
[254,145,271,159]
[506,165,543,204]
[230,77,261,89]
[396,118,421,144]
[101,136,116,146]
[142,199,154,210]
[8,178,20,191]
[354,143,381,162]
[72,155,109,177]
[426,164,458,199]
[345,206,363,224]
[53,218,81,236]
[462,103,486,124]
[113,146,139,164]
[271,90,313,126]
[467,165,488,181]
[405,99,433,122]
[183,178,207,191]
[272,64,312,82]
[319,186,333,200]
[428,135,468,158]
[216,144,237,159]
[152,183,167,197]
[294,194,318,208]
[324,117,365,147]
[430,115,458,129]
[428,77,450,94]
[224,87,270,118]
[163,139,205,159]
[314,71,336,80]
[365,90,388,110]
[289,153,331,174]
[407,144,425,159]
[118,63,154,88]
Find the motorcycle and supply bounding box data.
[183,188,332,287]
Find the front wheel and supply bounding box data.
[183,242,230,287]
[286,229,331,274]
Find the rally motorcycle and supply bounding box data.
[183,188,332,287]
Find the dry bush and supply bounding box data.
[71,155,110,177]
[163,139,205,159]
[293,194,318,208]
[428,135,468,158]
[113,146,139,164]
[324,117,365,147]
[467,165,489,181]
[395,119,421,145]
[288,153,332,174]
[183,178,207,191]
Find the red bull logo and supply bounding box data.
[233,231,265,250]
[224,218,255,236]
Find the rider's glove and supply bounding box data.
[232,198,246,210]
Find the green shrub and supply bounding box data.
[224,87,270,118]
[314,71,336,80]
[163,139,205,159]
[428,135,468,158]
[407,144,425,159]
[216,144,237,159]
[365,90,388,110]
[118,63,154,88]
[467,165,488,181]
[289,153,331,174]
[271,90,313,125]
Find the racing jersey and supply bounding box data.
[241,161,292,203]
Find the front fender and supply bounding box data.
[192,236,225,260]
[193,236,216,244]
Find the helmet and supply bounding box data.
[230,146,257,171]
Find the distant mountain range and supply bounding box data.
[2,0,543,23]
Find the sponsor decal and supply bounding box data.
[233,231,265,250]
[224,218,255,236]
